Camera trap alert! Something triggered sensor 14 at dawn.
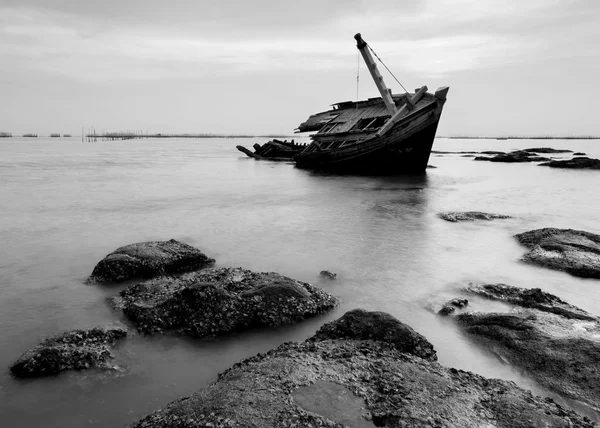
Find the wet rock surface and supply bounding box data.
[474,150,551,163]
[515,228,600,278]
[132,310,596,428]
[539,157,600,169]
[311,308,437,361]
[88,239,215,282]
[438,211,512,222]
[10,326,127,378]
[438,298,469,316]
[319,270,337,279]
[112,267,338,337]
[89,239,215,283]
[451,284,600,412]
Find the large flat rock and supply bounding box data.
[132,309,595,428]
[452,284,600,412]
[88,239,215,283]
[515,228,600,279]
[111,267,339,337]
[10,326,127,378]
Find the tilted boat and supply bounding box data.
[236,139,306,161]
[294,33,449,174]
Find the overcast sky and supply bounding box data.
[1,0,599,136]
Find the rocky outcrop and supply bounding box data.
[10,326,127,378]
[438,298,469,315]
[539,157,600,169]
[474,150,551,163]
[311,308,437,361]
[111,267,338,337]
[515,228,600,278]
[132,310,595,428]
[523,147,573,154]
[574,152,587,156]
[451,284,600,412]
[88,239,215,283]
[438,211,512,222]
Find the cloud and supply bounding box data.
[0,0,598,82]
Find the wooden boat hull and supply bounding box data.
[294,100,443,174]
[237,139,305,160]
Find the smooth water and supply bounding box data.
[1,137,599,427]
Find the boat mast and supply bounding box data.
[354,33,397,116]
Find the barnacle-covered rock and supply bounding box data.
[111,267,338,338]
[10,326,127,377]
[88,239,215,283]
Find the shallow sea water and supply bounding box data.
[1,137,599,426]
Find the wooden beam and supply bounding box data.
[354,33,397,116]
[376,86,428,138]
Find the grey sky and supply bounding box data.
[1,0,599,136]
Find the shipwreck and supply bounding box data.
[236,139,305,161]
[293,33,449,174]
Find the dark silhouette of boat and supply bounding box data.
[293,33,449,174]
[236,139,306,160]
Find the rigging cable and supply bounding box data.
[367,44,409,94]
[356,50,360,103]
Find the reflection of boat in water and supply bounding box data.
[236,139,306,160]
[294,33,449,174]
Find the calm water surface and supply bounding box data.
[1,137,599,426]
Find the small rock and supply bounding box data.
[438,211,511,222]
[10,326,127,378]
[523,147,573,154]
[573,152,586,156]
[438,298,469,316]
[474,150,551,163]
[319,270,337,280]
[539,157,600,169]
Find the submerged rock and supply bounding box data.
[319,270,337,280]
[10,326,127,378]
[539,157,600,169]
[474,150,551,163]
[88,239,215,283]
[438,298,469,315]
[523,147,573,154]
[515,228,600,278]
[132,309,595,428]
[112,267,338,337]
[438,211,512,222]
[451,284,600,412]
